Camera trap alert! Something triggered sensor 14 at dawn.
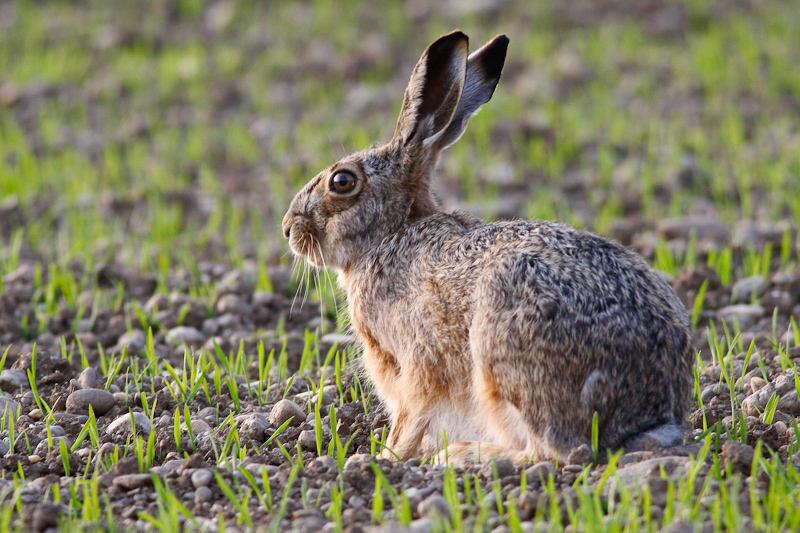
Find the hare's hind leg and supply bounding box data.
[468,255,593,463]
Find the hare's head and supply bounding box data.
[282,31,508,269]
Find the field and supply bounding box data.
[1,0,800,531]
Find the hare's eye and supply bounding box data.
[329,171,359,195]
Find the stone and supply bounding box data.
[77,367,98,389]
[294,386,337,406]
[113,473,153,490]
[717,305,765,328]
[343,453,372,482]
[417,494,450,518]
[165,326,204,347]
[32,502,61,531]
[187,418,212,435]
[721,441,754,474]
[0,395,18,416]
[731,276,767,303]
[525,461,556,483]
[195,486,212,503]
[234,412,270,441]
[215,294,249,315]
[309,455,338,474]
[118,330,146,352]
[66,388,115,416]
[107,412,152,436]
[151,459,185,476]
[656,216,729,243]
[191,468,213,488]
[0,369,28,392]
[269,399,306,427]
[481,458,515,478]
[298,429,318,450]
[567,444,594,465]
[607,456,690,492]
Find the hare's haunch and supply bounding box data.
[283,31,692,464]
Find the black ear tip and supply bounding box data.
[433,30,469,50]
[476,34,509,77]
[445,29,469,41]
[491,34,510,53]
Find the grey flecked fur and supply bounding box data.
[282,31,693,464]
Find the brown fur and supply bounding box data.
[282,31,693,465]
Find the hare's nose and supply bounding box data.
[281,215,294,239]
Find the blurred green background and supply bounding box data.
[1,0,799,281]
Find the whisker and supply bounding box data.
[315,240,341,329]
[290,250,308,317]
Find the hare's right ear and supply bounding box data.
[393,31,469,148]
[434,34,508,151]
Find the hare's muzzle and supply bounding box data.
[281,212,295,239]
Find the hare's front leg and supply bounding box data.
[379,406,428,460]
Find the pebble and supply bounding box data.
[700,383,724,403]
[749,377,767,393]
[118,329,147,351]
[294,385,337,406]
[481,458,515,478]
[731,276,767,302]
[298,429,318,450]
[269,399,306,427]
[418,494,450,518]
[309,455,338,473]
[607,456,690,493]
[525,461,556,483]
[66,388,115,416]
[195,486,212,503]
[187,418,212,435]
[0,394,19,416]
[656,216,729,242]
[107,412,152,436]
[191,468,213,488]
[721,441,754,474]
[77,367,98,389]
[113,473,153,490]
[32,502,61,531]
[567,444,594,465]
[343,453,372,482]
[113,392,129,405]
[151,459,185,476]
[234,412,270,441]
[165,326,204,346]
[0,369,29,392]
[215,294,249,315]
[717,305,765,328]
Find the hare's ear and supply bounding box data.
[434,34,508,151]
[393,31,469,147]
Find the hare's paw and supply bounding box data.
[435,441,532,467]
[377,446,403,461]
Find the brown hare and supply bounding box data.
[282,30,693,465]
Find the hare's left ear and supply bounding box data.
[393,31,469,147]
[434,34,508,151]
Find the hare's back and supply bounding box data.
[459,220,689,334]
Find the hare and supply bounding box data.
[282,31,693,465]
